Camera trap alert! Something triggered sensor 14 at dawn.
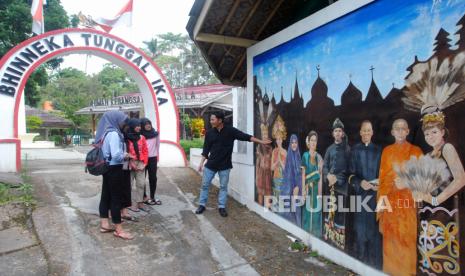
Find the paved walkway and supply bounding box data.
[3,148,350,275]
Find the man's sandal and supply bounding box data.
[113,230,134,240]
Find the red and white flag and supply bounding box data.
[95,0,133,33]
[31,0,44,35]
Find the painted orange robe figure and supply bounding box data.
[377,119,422,276]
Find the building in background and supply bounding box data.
[76,84,234,138]
[75,92,144,136]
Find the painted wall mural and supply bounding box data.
[252,0,465,274]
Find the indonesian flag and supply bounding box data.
[31,0,44,35]
[95,0,133,33]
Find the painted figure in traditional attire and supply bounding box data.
[377,119,422,276]
[282,134,302,226]
[271,115,287,209]
[412,111,465,275]
[348,120,382,268]
[301,131,323,237]
[402,53,465,275]
[323,118,350,250]
[256,95,274,207]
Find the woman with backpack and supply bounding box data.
[96,110,134,240]
[126,118,149,212]
[140,118,161,205]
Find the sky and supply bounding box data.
[253,0,465,105]
[59,0,195,74]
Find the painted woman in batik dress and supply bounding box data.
[414,111,465,275]
[300,131,322,237]
[270,115,287,209]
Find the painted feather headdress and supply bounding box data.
[257,93,276,138]
[402,52,465,125]
[398,53,465,194]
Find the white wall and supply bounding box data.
[209,0,385,274]
[18,92,26,136]
[0,144,17,172]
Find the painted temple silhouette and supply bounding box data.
[254,13,465,160]
[252,12,465,271]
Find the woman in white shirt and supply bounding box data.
[140,118,161,205]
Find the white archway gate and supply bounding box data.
[0,28,186,172]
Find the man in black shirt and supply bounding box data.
[196,112,271,217]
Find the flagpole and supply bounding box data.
[42,0,46,34]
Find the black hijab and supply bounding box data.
[126,118,141,160]
[140,118,159,139]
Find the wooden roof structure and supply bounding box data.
[26,106,74,129]
[186,0,337,87]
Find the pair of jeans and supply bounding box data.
[99,165,123,224]
[146,157,158,199]
[198,167,230,208]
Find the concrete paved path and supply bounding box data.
[21,148,349,275]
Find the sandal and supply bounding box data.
[113,230,134,240]
[145,198,162,205]
[121,215,139,222]
[128,207,140,212]
[144,199,157,205]
[100,227,115,233]
[138,206,150,212]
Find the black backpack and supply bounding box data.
[85,134,110,176]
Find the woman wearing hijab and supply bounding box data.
[126,118,149,212]
[96,110,134,240]
[140,118,161,205]
[282,134,302,227]
[120,124,137,222]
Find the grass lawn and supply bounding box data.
[180,138,204,159]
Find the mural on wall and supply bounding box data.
[252,0,465,274]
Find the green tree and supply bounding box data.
[0,0,31,57]
[44,0,69,32]
[70,14,80,28]
[0,0,70,107]
[183,43,218,86]
[26,115,43,131]
[155,55,182,87]
[142,38,160,60]
[40,65,139,128]
[142,33,219,88]
[40,68,104,127]
[94,64,138,97]
[54,67,87,79]
[157,32,189,53]
[25,67,48,107]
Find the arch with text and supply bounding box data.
[0,28,186,172]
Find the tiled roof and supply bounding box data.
[26,106,74,128]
